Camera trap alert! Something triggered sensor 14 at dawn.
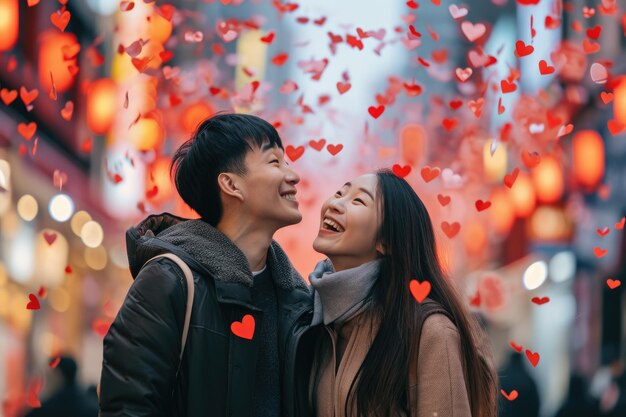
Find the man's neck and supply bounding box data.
[217,216,274,272]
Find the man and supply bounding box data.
[24,356,98,417]
[99,113,317,417]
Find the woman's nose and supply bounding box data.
[327,197,345,213]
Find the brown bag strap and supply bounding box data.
[145,253,195,362]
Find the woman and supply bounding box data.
[307,169,497,417]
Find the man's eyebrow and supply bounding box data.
[261,142,276,151]
[343,182,374,200]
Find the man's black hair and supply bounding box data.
[170,113,283,226]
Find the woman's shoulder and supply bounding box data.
[420,312,460,346]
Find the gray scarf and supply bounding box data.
[309,258,382,326]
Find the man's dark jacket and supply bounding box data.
[99,213,318,417]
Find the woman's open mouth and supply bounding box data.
[320,217,345,234]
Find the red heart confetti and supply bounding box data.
[231,314,255,340]
[437,194,451,206]
[18,122,37,140]
[525,349,540,367]
[420,166,441,183]
[615,217,625,230]
[26,293,40,310]
[43,231,57,245]
[308,139,326,151]
[510,341,523,352]
[607,279,621,290]
[285,145,305,162]
[50,9,71,32]
[326,144,343,156]
[368,105,385,119]
[531,296,550,305]
[475,199,491,212]
[409,279,431,303]
[1,88,18,105]
[49,357,61,368]
[392,164,411,178]
[441,221,461,238]
[501,389,519,401]
[594,247,608,258]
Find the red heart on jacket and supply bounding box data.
[231,314,255,340]
[409,279,431,303]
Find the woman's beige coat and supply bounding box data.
[309,305,472,417]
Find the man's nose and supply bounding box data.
[285,166,300,185]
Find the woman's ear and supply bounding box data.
[217,173,244,202]
[376,241,386,256]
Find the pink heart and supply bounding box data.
[461,21,486,42]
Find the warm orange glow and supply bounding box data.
[147,13,173,44]
[400,124,426,166]
[0,0,18,51]
[129,117,163,151]
[614,77,626,125]
[38,30,78,93]
[181,102,214,133]
[148,157,174,204]
[87,79,118,135]
[532,155,563,203]
[463,220,487,254]
[507,172,536,218]
[573,130,604,189]
[489,188,516,234]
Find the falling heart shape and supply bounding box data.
[501,79,517,94]
[590,62,608,84]
[509,341,523,352]
[20,87,39,106]
[50,9,71,32]
[38,286,47,298]
[441,221,460,238]
[231,314,255,340]
[593,247,607,258]
[607,120,626,135]
[368,105,385,119]
[461,21,486,42]
[260,31,275,43]
[326,144,343,156]
[285,145,305,162]
[455,67,473,82]
[475,199,491,212]
[525,349,540,367]
[615,217,625,230]
[336,82,351,94]
[420,166,441,183]
[43,231,57,246]
[392,164,411,178]
[26,294,40,310]
[409,279,431,303]
[65,265,72,274]
[1,88,18,105]
[448,4,468,19]
[607,279,621,290]
[18,122,37,140]
[515,40,534,57]
[600,91,614,104]
[308,139,326,151]
[437,194,451,206]
[60,101,74,121]
[521,150,541,169]
[596,227,610,237]
[501,389,519,401]
[49,357,61,368]
[469,290,480,307]
[538,60,555,75]
[531,296,550,305]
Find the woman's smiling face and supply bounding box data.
[313,174,384,272]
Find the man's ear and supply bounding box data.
[217,173,244,202]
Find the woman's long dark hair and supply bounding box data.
[345,169,498,417]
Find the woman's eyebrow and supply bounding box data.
[343,182,374,200]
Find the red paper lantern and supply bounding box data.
[87,79,118,135]
[573,130,604,189]
[0,0,18,51]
